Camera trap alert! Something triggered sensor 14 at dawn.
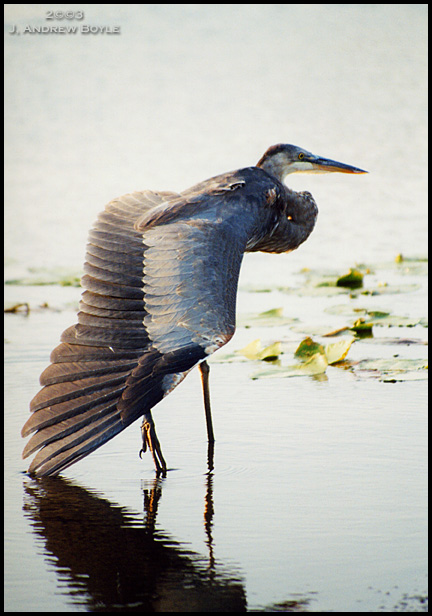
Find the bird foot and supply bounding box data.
[140,415,167,476]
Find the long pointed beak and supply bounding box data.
[310,155,367,174]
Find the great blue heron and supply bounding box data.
[21,144,366,476]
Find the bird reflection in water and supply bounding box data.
[22,471,246,612]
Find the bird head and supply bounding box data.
[256,144,367,182]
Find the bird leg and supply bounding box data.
[199,360,215,443]
[140,412,167,475]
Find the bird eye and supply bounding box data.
[298,152,305,160]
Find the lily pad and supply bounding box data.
[212,338,282,364]
[350,318,374,336]
[361,337,428,346]
[353,358,428,382]
[325,305,427,329]
[4,302,30,314]
[279,285,348,297]
[251,352,328,380]
[242,257,427,299]
[239,283,273,293]
[290,323,350,337]
[351,255,427,275]
[393,254,428,275]
[359,283,421,296]
[294,337,325,359]
[237,339,281,361]
[237,339,262,360]
[278,262,424,298]
[250,336,354,379]
[5,271,81,287]
[325,305,384,317]
[209,351,248,364]
[324,338,355,364]
[372,314,425,327]
[238,307,297,328]
[295,336,354,364]
[336,268,364,289]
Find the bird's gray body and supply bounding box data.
[22,144,365,476]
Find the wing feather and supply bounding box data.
[83,262,144,287]
[79,290,144,313]
[21,191,171,475]
[22,182,255,476]
[140,219,247,355]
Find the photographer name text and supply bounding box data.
[9,24,121,35]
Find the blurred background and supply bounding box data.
[5,4,427,280]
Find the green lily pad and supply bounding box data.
[5,270,81,287]
[294,337,325,359]
[350,318,374,336]
[282,262,424,298]
[239,284,273,293]
[325,305,427,329]
[251,352,328,380]
[352,255,427,275]
[336,268,364,289]
[372,314,425,327]
[250,335,355,379]
[325,305,384,317]
[238,307,297,328]
[212,338,282,364]
[295,336,354,364]
[241,257,426,298]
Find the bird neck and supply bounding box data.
[256,152,291,183]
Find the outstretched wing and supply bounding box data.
[22,186,249,476]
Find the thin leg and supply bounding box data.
[207,440,215,473]
[199,360,215,443]
[139,412,167,475]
